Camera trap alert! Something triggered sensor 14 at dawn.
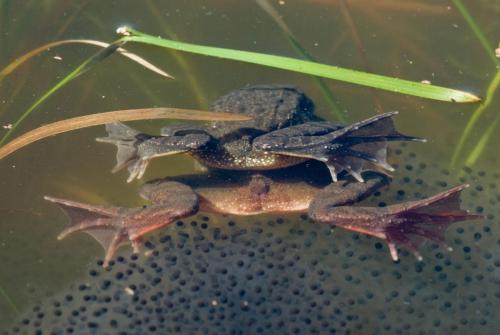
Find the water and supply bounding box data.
[0,0,498,333]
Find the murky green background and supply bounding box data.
[0,0,498,330]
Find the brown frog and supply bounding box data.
[45,85,481,266]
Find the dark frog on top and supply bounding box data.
[96,85,418,182]
[44,85,482,266]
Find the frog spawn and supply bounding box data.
[7,150,497,335]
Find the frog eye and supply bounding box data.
[254,142,272,150]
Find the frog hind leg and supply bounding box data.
[44,196,130,266]
[310,184,483,262]
[382,184,483,261]
[45,189,199,266]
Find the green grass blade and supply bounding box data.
[256,0,347,122]
[464,110,500,166]
[144,0,210,108]
[460,70,500,166]
[0,39,125,145]
[0,283,19,316]
[449,0,499,167]
[451,0,499,67]
[120,27,480,103]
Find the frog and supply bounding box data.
[44,85,481,266]
[96,85,421,183]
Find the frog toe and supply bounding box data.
[126,157,151,182]
[96,122,146,173]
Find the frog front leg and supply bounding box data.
[309,184,483,261]
[97,122,211,182]
[45,182,199,266]
[253,112,425,182]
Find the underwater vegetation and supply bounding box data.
[0,24,479,158]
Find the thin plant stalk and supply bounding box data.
[356,6,454,83]
[338,0,383,113]
[256,0,346,122]
[461,70,500,166]
[75,12,175,108]
[0,25,481,150]
[0,284,19,317]
[464,107,500,166]
[0,39,173,82]
[451,0,499,67]
[0,40,125,145]
[310,0,450,15]
[449,0,499,167]
[145,0,210,108]
[55,0,91,37]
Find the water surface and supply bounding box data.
[0,0,498,332]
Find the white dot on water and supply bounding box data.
[125,287,135,296]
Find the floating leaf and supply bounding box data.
[0,107,251,160]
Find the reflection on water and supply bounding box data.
[0,0,498,332]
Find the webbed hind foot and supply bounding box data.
[381,184,483,261]
[310,184,483,262]
[45,183,199,266]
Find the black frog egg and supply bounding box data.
[7,149,498,335]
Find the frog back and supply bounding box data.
[194,85,319,170]
[208,85,318,137]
